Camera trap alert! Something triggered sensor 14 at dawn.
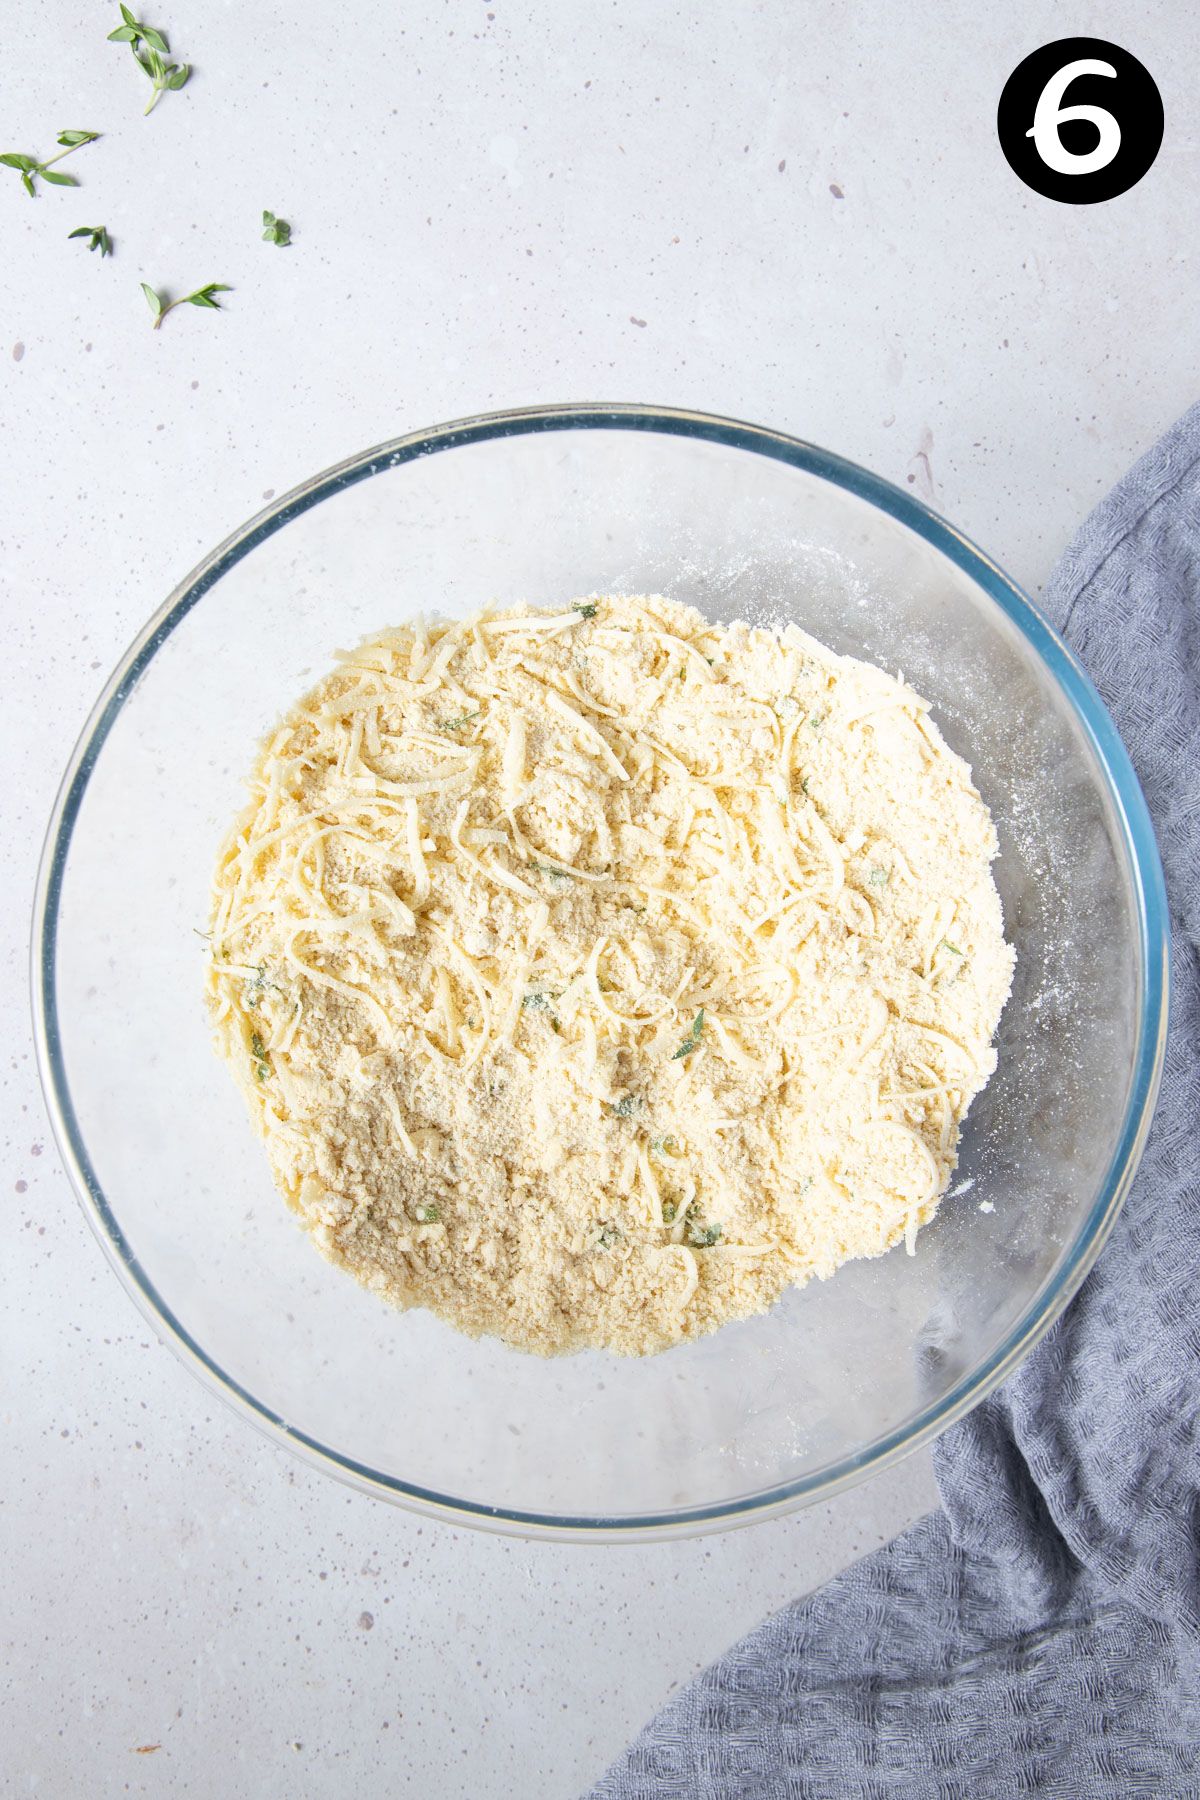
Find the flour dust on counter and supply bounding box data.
[206,594,1013,1355]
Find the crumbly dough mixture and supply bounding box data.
[206,595,1014,1356]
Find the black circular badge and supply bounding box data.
[998,38,1163,203]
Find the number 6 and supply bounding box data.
[1026,58,1121,175]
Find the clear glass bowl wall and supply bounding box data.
[36,409,1167,1536]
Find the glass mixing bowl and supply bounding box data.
[33,405,1168,1539]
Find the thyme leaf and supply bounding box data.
[671,1008,705,1060]
[141,280,231,327]
[261,209,292,246]
[2,131,99,197]
[109,9,191,113]
[68,223,112,254]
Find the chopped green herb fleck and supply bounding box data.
[436,708,479,731]
[808,713,827,731]
[521,987,562,1018]
[661,1199,678,1224]
[650,1135,679,1159]
[249,1031,270,1081]
[245,962,283,1008]
[607,1094,643,1119]
[940,939,963,956]
[529,860,574,881]
[68,223,112,255]
[262,209,292,247]
[671,1008,705,1060]
[141,281,232,328]
[572,601,598,620]
[596,1221,620,1248]
[415,1203,440,1224]
[678,1199,720,1246]
[868,866,890,887]
[800,776,810,795]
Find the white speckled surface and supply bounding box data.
[3,2,1197,1793]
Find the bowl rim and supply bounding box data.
[31,401,1170,1541]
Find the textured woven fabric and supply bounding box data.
[588,406,1200,1800]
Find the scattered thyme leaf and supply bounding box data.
[661,1199,678,1224]
[249,1031,270,1081]
[69,224,112,255]
[529,860,574,881]
[596,1221,620,1248]
[940,939,963,956]
[436,709,480,732]
[110,9,190,112]
[142,281,231,328]
[572,601,598,620]
[2,132,99,197]
[183,281,230,311]
[262,209,292,246]
[649,1135,678,1159]
[108,4,169,54]
[415,1203,440,1224]
[671,1008,705,1060]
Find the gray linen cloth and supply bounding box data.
[588,404,1200,1800]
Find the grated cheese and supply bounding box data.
[206,594,1013,1356]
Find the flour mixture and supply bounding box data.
[206,595,1014,1354]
